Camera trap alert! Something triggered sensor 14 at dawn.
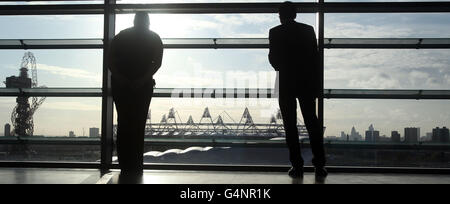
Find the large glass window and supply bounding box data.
[0,15,103,39]
[0,97,101,162]
[324,99,450,168]
[0,50,103,88]
[113,98,302,166]
[325,13,450,38]
[325,49,450,89]
[0,1,449,170]
[116,14,315,38]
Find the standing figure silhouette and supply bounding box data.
[269,1,327,178]
[108,12,163,182]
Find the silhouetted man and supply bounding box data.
[108,12,163,180]
[269,1,327,178]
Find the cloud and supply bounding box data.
[41,101,101,111]
[37,64,101,83]
[325,49,450,89]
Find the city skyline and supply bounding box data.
[1,105,448,140]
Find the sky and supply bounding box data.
[0,0,449,137]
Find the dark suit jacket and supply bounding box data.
[109,27,163,81]
[269,21,320,98]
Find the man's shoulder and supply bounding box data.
[270,25,283,33]
[296,22,313,28]
[148,30,162,41]
[118,27,135,35]
[270,22,314,33]
[113,28,134,40]
[293,22,315,33]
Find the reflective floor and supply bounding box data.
[1,168,450,184]
[104,170,450,184]
[0,168,102,184]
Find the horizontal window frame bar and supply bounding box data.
[0,161,101,169]
[0,88,103,97]
[2,2,450,15]
[139,165,450,175]
[115,2,450,14]
[1,138,449,150]
[1,88,450,100]
[1,38,450,50]
[0,136,450,151]
[0,161,449,174]
[0,4,105,15]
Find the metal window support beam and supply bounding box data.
[1,88,450,100]
[100,0,115,174]
[2,38,450,49]
[115,2,450,14]
[317,0,325,153]
[0,4,105,15]
[1,2,450,15]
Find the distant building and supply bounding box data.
[378,135,391,142]
[391,131,401,143]
[4,124,11,137]
[69,131,76,138]
[340,131,346,141]
[326,136,339,141]
[89,128,100,138]
[404,127,420,143]
[350,127,362,141]
[432,127,450,143]
[422,132,433,142]
[365,124,380,142]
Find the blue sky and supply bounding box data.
[0,0,449,137]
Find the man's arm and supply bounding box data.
[268,29,281,71]
[108,37,131,85]
[151,36,164,76]
[307,26,321,97]
[133,35,164,88]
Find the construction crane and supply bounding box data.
[5,52,46,138]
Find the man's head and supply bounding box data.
[279,1,297,24]
[134,11,150,29]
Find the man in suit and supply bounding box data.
[108,11,163,181]
[269,1,327,178]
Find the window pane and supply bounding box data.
[0,15,103,39]
[153,49,277,89]
[325,99,450,168]
[0,97,101,162]
[325,49,450,89]
[326,13,450,38]
[112,98,308,166]
[0,50,103,88]
[326,0,449,2]
[116,14,315,38]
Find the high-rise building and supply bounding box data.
[391,131,401,143]
[365,124,380,142]
[350,127,362,141]
[432,127,450,143]
[89,128,100,138]
[69,131,76,138]
[404,127,420,143]
[4,123,11,137]
[340,131,348,141]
